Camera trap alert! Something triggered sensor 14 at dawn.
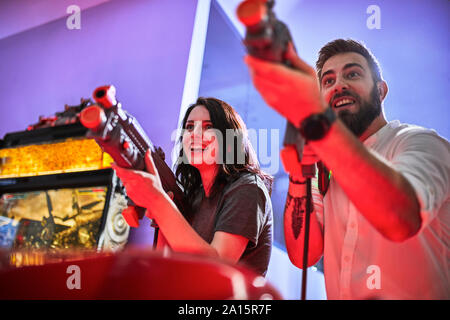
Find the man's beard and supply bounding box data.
[330,85,382,137]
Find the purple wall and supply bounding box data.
[0,0,198,246]
[0,0,110,39]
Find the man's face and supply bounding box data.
[320,52,382,137]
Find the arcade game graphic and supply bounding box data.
[0,186,108,250]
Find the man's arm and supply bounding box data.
[311,120,421,242]
[245,56,421,242]
[284,175,324,268]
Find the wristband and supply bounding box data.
[289,175,306,184]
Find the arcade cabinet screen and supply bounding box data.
[0,186,108,250]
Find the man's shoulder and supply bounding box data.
[378,121,449,159]
[387,121,448,144]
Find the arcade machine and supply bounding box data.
[0,98,127,253]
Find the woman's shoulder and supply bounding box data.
[223,172,269,197]
[219,172,272,215]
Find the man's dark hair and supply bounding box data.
[316,39,383,83]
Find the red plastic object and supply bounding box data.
[237,0,267,27]
[280,145,302,176]
[0,248,282,300]
[121,206,140,227]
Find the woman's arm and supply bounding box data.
[148,192,250,260]
[154,210,249,262]
[155,230,169,251]
[211,231,249,264]
[113,151,249,261]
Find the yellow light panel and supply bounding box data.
[0,138,113,178]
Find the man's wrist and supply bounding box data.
[288,175,308,197]
[289,174,306,184]
[299,107,337,141]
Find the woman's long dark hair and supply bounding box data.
[175,97,273,217]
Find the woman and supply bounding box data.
[112,97,273,276]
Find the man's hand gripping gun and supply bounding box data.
[237,0,315,179]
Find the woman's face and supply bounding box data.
[182,105,221,170]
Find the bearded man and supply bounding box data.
[245,39,449,300]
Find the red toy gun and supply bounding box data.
[79,85,189,232]
[237,0,330,194]
[237,0,330,300]
[237,0,313,176]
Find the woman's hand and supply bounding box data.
[111,150,172,219]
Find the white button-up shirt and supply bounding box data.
[314,120,450,299]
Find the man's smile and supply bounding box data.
[332,96,357,109]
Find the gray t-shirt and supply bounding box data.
[190,173,273,276]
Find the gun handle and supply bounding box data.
[122,205,146,228]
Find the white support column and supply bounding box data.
[172,0,212,168]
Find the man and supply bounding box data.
[245,39,449,299]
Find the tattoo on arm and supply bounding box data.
[285,194,307,240]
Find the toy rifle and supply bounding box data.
[80,85,189,246]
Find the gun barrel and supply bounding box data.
[93,85,117,108]
[80,105,107,131]
[237,0,306,162]
[237,0,268,27]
